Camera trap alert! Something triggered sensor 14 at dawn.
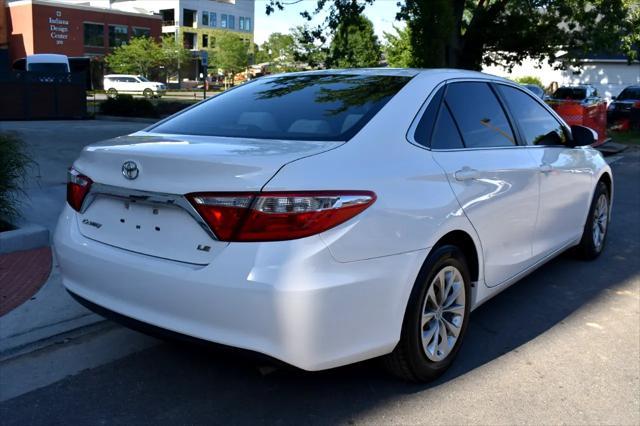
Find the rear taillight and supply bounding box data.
[188,191,376,242]
[67,168,92,212]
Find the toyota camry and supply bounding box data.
[55,69,613,381]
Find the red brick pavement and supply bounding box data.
[0,247,52,316]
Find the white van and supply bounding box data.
[25,54,70,73]
[103,74,167,98]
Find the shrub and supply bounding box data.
[0,133,33,231]
[99,94,159,118]
[513,76,544,87]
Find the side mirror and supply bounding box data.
[569,125,597,147]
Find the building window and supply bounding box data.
[202,34,209,48]
[132,27,150,38]
[108,25,128,47]
[202,11,209,26]
[245,17,251,31]
[239,17,244,30]
[221,14,227,28]
[228,15,235,29]
[84,22,104,47]
[210,12,217,27]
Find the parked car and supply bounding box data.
[547,85,601,106]
[523,83,545,99]
[55,69,612,382]
[103,74,166,98]
[607,85,640,125]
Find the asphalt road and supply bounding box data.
[1,149,638,425]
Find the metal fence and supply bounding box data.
[0,71,87,120]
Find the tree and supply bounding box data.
[266,0,640,70]
[216,32,249,84]
[260,32,297,71]
[105,37,163,77]
[160,35,191,81]
[327,16,381,68]
[383,25,413,68]
[291,25,327,69]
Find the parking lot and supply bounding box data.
[0,121,638,425]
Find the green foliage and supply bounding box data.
[99,95,158,118]
[327,16,381,68]
[258,32,297,72]
[266,0,640,70]
[216,33,249,77]
[383,25,413,68]
[513,76,544,87]
[0,133,33,227]
[291,25,328,69]
[105,37,163,77]
[160,35,192,79]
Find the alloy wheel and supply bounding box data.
[420,265,466,362]
[592,193,609,250]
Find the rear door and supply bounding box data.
[428,81,540,287]
[495,84,594,259]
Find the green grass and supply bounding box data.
[0,133,33,227]
[609,130,640,145]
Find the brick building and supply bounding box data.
[4,0,161,67]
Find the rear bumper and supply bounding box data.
[54,205,425,371]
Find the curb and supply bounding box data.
[0,223,49,254]
[93,115,159,124]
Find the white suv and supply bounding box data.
[103,74,166,98]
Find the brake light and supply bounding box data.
[67,168,92,212]
[188,191,376,242]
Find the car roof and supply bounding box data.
[104,74,137,78]
[263,68,510,82]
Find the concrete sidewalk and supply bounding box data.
[0,120,147,357]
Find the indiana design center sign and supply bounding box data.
[49,10,69,45]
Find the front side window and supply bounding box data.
[109,25,128,47]
[84,23,104,47]
[150,74,410,141]
[498,85,567,146]
[445,82,515,148]
[618,87,640,100]
[553,87,586,100]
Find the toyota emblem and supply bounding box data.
[122,161,139,180]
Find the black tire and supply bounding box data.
[107,88,118,98]
[576,181,610,260]
[143,88,154,99]
[385,245,472,382]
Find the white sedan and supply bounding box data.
[55,69,612,381]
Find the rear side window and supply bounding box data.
[150,74,411,141]
[445,82,515,148]
[413,86,444,146]
[498,85,567,146]
[553,87,586,100]
[431,104,464,149]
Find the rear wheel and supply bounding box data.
[385,245,471,382]
[576,181,610,260]
[106,88,118,98]
[143,88,154,99]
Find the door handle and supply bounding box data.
[539,163,553,173]
[454,167,480,181]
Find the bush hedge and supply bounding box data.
[0,132,33,231]
[99,94,159,118]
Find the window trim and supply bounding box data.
[407,77,573,152]
[132,26,151,37]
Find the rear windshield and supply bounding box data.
[618,87,640,100]
[27,63,68,73]
[553,87,587,100]
[149,74,411,141]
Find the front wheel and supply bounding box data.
[576,181,610,260]
[385,245,471,382]
[143,88,154,99]
[106,88,118,98]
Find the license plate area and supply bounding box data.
[78,195,220,264]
